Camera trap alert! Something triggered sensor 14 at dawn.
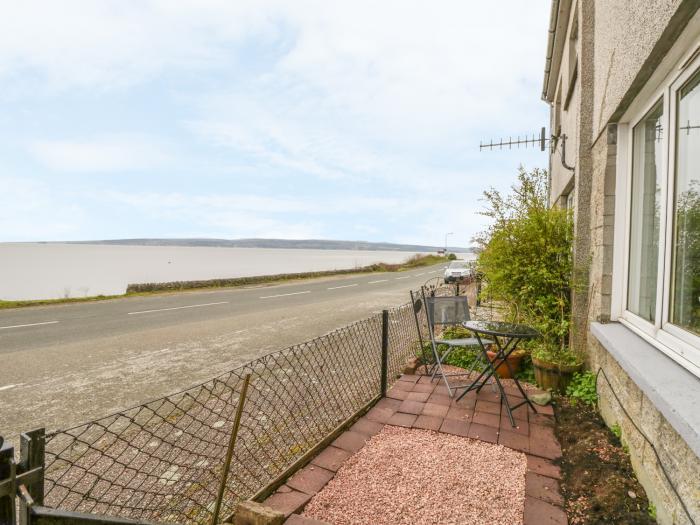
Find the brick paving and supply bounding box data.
[262,373,567,524]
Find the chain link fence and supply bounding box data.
[41,296,430,524]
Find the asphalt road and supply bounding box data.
[0,265,445,440]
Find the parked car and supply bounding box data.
[443,260,473,283]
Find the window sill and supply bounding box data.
[591,322,700,458]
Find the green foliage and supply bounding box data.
[447,252,458,260]
[648,503,657,520]
[532,343,581,366]
[475,167,577,364]
[441,326,473,339]
[610,423,622,440]
[514,353,535,384]
[443,347,485,371]
[566,371,598,406]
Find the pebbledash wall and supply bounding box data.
[543,1,700,524]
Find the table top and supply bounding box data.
[463,320,540,339]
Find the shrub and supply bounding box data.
[475,167,578,365]
[566,371,598,406]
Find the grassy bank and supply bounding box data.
[0,253,447,310]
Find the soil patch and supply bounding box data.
[555,398,656,524]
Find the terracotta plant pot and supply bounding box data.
[486,348,524,379]
[532,356,582,393]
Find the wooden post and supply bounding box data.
[19,429,44,525]
[211,374,251,525]
[381,310,389,397]
[0,437,16,525]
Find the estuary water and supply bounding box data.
[0,243,455,300]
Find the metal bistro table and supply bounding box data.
[457,320,540,427]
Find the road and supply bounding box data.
[0,265,445,440]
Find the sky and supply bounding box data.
[0,1,550,247]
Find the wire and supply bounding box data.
[595,367,696,525]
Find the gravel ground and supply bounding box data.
[303,425,527,525]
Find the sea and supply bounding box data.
[0,243,471,301]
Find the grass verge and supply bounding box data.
[0,254,447,310]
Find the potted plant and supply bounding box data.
[475,167,581,392]
[530,342,582,393]
[485,344,525,379]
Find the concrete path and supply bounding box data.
[0,266,443,440]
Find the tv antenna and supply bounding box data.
[479,126,575,171]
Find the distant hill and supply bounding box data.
[66,238,473,253]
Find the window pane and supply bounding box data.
[671,71,700,336]
[628,101,663,322]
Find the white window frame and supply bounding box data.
[613,39,700,378]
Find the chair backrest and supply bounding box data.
[409,289,427,348]
[425,295,471,327]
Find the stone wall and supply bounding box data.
[576,3,700,523]
[587,126,616,325]
[588,337,700,525]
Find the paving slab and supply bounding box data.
[331,431,370,454]
[526,455,562,480]
[287,465,335,496]
[523,496,568,525]
[526,472,564,506]
[397,400,425,415]
[413,415,444,431]
[349,417,384,437]
[311,446,352,472]
[264,488,313,518]
[421,402,449,418]
[387,412,417,427]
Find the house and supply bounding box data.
[542,1,700,523]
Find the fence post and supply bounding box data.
[211,374,251,525]
[0,436,16,525]
[19,429,44,525]
[381,310,389,397]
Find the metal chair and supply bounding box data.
[409,289,434,375]
[421,289,492,397]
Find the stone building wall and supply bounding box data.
[588,338,700,525]
[545,1,700,523]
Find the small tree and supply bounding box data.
[475,167,577,363]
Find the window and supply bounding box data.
[628,101,663,322]
[616,45,700,377]
[671,70,700,336]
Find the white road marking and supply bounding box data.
[327,284,358,290]
[0,383,23,391]
[0,320,59,330]
[368,279,389,284]
[259,291,311,299]
[395,276,411,280]
[128,302,229,315]
[233,329,248,334]
[415,273,425,276]
[428,270,438,274]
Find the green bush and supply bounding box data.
[447,252,458,260]
[475,167,578,365]
[566,371,598,406]
[443,347,485,371]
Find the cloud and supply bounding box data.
[29,135,171,173]
[0,176,86,240]
[0,1,550,243]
